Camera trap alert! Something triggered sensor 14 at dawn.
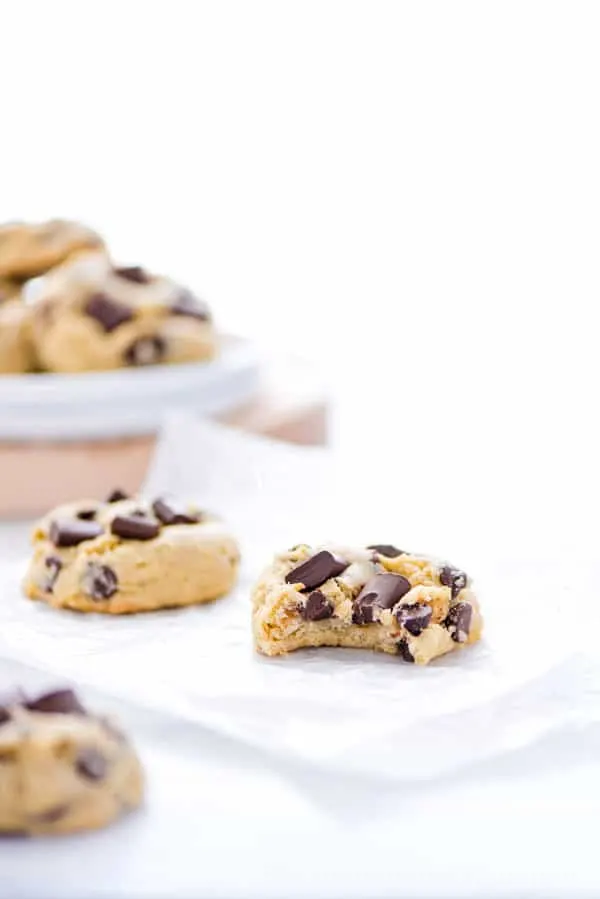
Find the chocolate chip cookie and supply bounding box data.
[30,252,216,373]
[0,219,104,282]
[0,687,143,835]
[23,491,240,614]
[252,544,482,664]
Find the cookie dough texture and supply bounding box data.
[30,252,216,373]
[0,299,36,373]
[0,688,143,835]
[0,278,22,303]
[252,544,482,665]
[0,219,104,281]
[24,494,240,614]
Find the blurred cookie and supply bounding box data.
[24,490,240,613]
[30,253,216,373]
[0,219,104,282]
[0,687,144,835]
[0,299,36,373]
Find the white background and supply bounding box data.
[2,3,600,896]
[2,1,599,563]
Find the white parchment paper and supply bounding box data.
[0,413,597,786]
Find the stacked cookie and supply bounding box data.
[0,219,216,374]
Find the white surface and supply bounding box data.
[1,419,599,897]
[0,337,260,440]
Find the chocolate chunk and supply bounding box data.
[444,602,473,643]
[76,508,96,521]
[83,562,118,600]
[352,573,412,624]
[106,488,129,503]
[439,565,468,599]
[43,555,62,593]
[114,265,150,284]
[30,804,70,824]
[397,638,415,662]
[151,497,200,526]
[123,335,166,366]
[49,518,103,547]
[396,602,432,636]
[285,551,349,592]
[84,292,134,333]
[111,514,160,540]
[25,689,86,716]
[171,288,210,321]
[300,591,334,621]
[368,544,405,558]
[0,708,10,726]
[76,747,108,781]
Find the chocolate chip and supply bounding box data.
[123,335,166,366]
[30,804,70,824]
[171,288,210,321]
[76,509,96,521]
[151,497,200,526]
[444,602,473,643]
[25,689,86,716]
[396,602,432,636]
[0,708,10,726]
[352,573,412,624]
[42,555,62,593]
[83,562,118,601]
[397,639,415,662]
[111,515,160,540]
[367,544,405,558]
[439,565,468,599]
[285,551,349,592]
[84,292,134,333]
[49,518,103,547]
[300,591,334,621]
[106,488,129,503]
[114,265,150,284]
[76,747,107,781]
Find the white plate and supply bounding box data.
[0,336,261,441]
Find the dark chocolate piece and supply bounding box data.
[367,544,405,558]
[353,573,411,624]
[444,602,473,643]
[300,591,334,621]
[25,689,86,716]
[152,497,200,526]
[83,562,118,600]
[49,518,102,548]
[111,515,160,541]
[397,639,415,662]
[114,265,150,284]
[106,488,129,503]
[285,551,349,592]
[84,292,133,333]
[439,565,468,599]
[396,602,432,636]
